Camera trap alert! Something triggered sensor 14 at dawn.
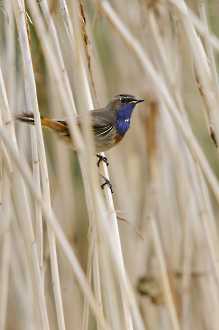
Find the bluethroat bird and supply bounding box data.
[16,94,144,190]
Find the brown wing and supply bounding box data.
[91,109,114,136]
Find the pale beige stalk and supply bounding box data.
[12,1,66,329]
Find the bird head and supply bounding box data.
[107,94,144,135]
[111,94,144,110]
[108,94,144,119]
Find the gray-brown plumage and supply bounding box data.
[16,94,144,153]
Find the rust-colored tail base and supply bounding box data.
[16,112,68,133]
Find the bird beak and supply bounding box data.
[135,98,144,104]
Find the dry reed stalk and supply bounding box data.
[0,4,13,326]
[35,3,105,328]
[170,0,219,149]
[98,0,219,328]
[0,224,11,329]
[1,0,219,329]
[0,125,110,330]
[145,8,219,325]
[12,1,66,329]
[0,62,51,329]
[140,100,181,329]
[39,0,144,328]
[169,0,219,52]
[71,1,137,328]
[98,0,219,206]
[157,102,210,326]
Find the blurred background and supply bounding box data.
[1,0,219,329]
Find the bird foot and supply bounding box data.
[100,176,113,193]
[96,154,109,167]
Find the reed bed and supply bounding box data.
[0,0,219,329]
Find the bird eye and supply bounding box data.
[120,98,127,103]
[120,97,133,104]
[117,95,137,104]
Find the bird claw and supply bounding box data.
[96,154,109,167]
[100,176,113,193]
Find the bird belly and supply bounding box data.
[54,126,119,153]
[48,124,124,153]
[94,127,118,152]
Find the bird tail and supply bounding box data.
[16,112,66,132]
[16,112,36,125]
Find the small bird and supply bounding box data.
[16,94,144,161]
[16,94,143,192]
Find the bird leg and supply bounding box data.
[96,154,109,167]
[100,175,113,193]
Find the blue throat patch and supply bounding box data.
[115,103,135,135]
